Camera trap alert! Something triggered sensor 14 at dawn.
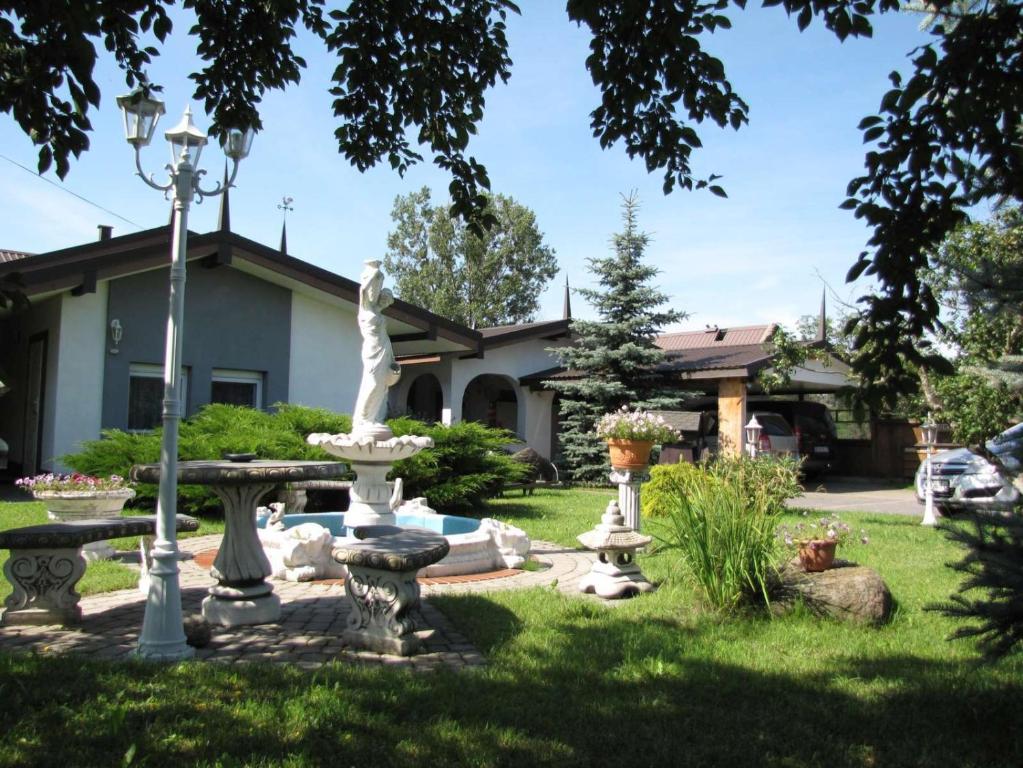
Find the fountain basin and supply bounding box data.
[257,510,529,578]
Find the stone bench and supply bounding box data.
[332,525,449,656]
[0,515,199,626]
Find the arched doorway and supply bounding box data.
[462,374,518,434]
[405,373,443,423]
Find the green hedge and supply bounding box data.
[64,404,527,516]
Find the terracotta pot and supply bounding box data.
[798,539,837,572]
[607,439,654,471]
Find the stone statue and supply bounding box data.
[352,260,402,438]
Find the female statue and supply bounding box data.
[352,260,401,436]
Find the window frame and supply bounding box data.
[127,363,189,432]
[210,368,264,410]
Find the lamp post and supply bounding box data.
[745,415,762,459]
[117,87,253,660]
[921,413,939,527]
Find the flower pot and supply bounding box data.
[607,439,654,471]
[798,538,837,572]
[32,488,136,560]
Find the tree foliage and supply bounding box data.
[384,187,558,329]
[842,1,1023,407]
[918,206,1023,445]
[548,195,685,482]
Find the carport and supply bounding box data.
[655,324,852,457]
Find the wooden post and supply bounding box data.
[718,378,747,457]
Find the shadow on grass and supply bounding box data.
[1,589,1021,767]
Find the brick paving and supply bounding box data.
[0,534,597,671]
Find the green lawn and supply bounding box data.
[0,488,1020,767]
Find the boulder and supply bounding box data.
[772,560,893,626]
[511,447,557,482]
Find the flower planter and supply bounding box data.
[797,538,837,572]
[32,488,136,561]
[607,439,654,471]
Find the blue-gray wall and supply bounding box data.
[101,263,291,429]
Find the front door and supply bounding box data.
[22,333,46,475]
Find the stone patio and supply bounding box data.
[0,534,596,671]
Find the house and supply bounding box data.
[0,200,481,475]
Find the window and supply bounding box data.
[128,364,189,431]
[211,369,263,409]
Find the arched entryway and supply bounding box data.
[461,374,519,434]
[405,373,443,423]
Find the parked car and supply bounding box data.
[749,412,799,459]
[746,399,837,476]
[914,422,1023,513]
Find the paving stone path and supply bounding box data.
[0,535,597,672]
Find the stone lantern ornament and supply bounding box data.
[577,500,655,599]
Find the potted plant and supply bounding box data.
[15,473,136,560]
[596,407,681,470]
[776,514,867,572]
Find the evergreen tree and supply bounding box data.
[548,196,685,482]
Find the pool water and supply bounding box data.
[258,511,482,538]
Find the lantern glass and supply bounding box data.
[745,415,762,447]
[164,107,208,166]
[223,128,255,161]
[116,88,165,148]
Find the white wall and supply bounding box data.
[50,285,108,469]
[449,338,570,458]
[288,292,362,414]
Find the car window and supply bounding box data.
[754,413,792,436]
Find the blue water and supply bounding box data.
[257,511,480,537]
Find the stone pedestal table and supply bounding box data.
[332,525,450,656]
[131,460,346,627]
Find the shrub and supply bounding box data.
[65,405,525,517]
[642,454,801,520]
[390,418,529,515]
[650,465,782,611]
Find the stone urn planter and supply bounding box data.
[797,539,837,572]
[607,439,654,471]
[32,488,136,560]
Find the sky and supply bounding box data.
[0,3,936,333]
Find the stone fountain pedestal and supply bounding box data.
[307,429,433,528]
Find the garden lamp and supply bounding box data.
[921,413,939,526]
[745,415,762,459]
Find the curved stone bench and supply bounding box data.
[0,515,199,626]
[332,525,449,656]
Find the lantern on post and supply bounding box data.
[921,414,939,526]
[745,415,762,459]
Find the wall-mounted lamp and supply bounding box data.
[110,318,123,354]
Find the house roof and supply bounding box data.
[0,227,482,356]
[656,324,777,352]
[479,318,572,349]
[0,249,31,263]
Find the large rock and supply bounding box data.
[772,560,893,625]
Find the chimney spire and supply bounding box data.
[217,162,231,232]
[563,276,572,320]
[817,289,827,343]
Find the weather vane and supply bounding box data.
[277,196,294,218]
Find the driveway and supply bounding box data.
[787,478,921,517]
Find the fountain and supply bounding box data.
[258,260,530,580]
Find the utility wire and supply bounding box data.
[0,153,144,231]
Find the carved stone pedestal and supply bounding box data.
[2,548,86,625]
[333,526,450,656]
[609,469,648,533]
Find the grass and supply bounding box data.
[0,488,1021,766]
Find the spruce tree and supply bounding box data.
[548,195,685,482]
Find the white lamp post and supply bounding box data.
[921,413,939,527]
[117,87,254,660]
[745,415,762,459]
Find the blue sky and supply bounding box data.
[0,3,933,332]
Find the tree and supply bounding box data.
[383,187,558,329]
[548,195,685,482]
[4,1,1020,344]
[918,206,1023,445]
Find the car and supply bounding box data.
[915,422,1023,513]
[746,399,837,476]
[748,411,799,459]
